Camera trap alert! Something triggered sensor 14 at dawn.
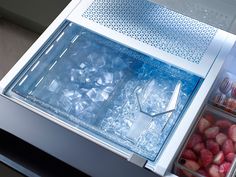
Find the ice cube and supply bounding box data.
[96,72,113,86]
[63,89,82,101]
[79,63,86,69]
[74,99,89,113]
[70,68,83,82]
[103,86,114,94]
[101,89,110,100]
[63,89,75,98]
[86,88,109,102]
[104,72,113,84]
[48,80,60,93]
[96,78,103,85]
[58,95,72,112]
[70,68,96,85]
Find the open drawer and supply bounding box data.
[0,0,236,176]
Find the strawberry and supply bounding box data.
[181,149,197,161]
[204,114,215,124]
[200,149,213,167]
[206,140,220,155]
[215,133,227,145]
[225,152,235,162]
[205,126,220,139]
[187,134,202,149]
[213,151,225,165]
[193,143,205,153]
[228,124,236,142]
[219,162,231,176]
[215,120,232,129]
[183,159,200,177]
[198,158,203,168]
[198,117,211,133]
[222,139,234,155]
[208,164,221,177]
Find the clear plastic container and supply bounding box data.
[211,72,236,115]
[174,105,236,177]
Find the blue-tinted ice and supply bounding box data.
[9,22,201,161]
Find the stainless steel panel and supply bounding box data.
[149,0,236,35]
[68,0,228,78]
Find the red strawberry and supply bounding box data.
[198,117,211,133]
[206,140,220,155]
[215,120,232,129]
[208,164,221,177]
[181,149,197,161]
[198,158,203,168]
[219,162,231,176]
[205,126,220,139]
[222,139,234,155]
[200,149,213,167]
[193,143,205,153]
[183,159,200,177]
[216,133,227,145]
[204,114,215,124]
[228,124,236,142]
[213,151,225,165]
[225,152,235,162]
[187,134,202,149]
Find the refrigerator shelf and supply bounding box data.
[5,21,201,161]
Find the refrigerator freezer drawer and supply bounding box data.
[4,19,201,167]
[1,0,236,176]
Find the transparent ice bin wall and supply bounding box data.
[7,21,201,161]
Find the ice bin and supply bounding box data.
[1,0,236,177]
[5,21,201,162]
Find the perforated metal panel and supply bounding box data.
[149,0,236,34]
[82,0,217,64]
